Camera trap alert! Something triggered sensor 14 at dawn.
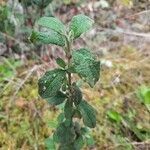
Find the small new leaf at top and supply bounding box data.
[56,57,66,69]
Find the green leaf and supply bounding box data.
[64,100,73,120]
[45,136,56,150]
[69,14,94,39]
[74,136,84,150]
[72,48,100,87]
[57,113,65,124]
[56,58,66,68]
[30,31,65,47]
[138,86,150,103]
[59,144,74,150]
[67,66,76,73]
[107,110,121,123]
[80,127,89,136]
[46,91,66,105]
[85,135,95,146]
[74,122,81,134]
[72,83,82,106]
[78,101,96,128]
[53,122,75,144]
[33,0,53,8]
[38,17,65,34]
[38,69,66,99]
[137,86,150,112]
[48,120,58,128]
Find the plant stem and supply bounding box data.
[66,37,72,95]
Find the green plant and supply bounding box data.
[137,85,150,112]
[30,14,100,149]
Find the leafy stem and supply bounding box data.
[30,14,100,150]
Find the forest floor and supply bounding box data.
[0,0,150,150]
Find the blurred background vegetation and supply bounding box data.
[0,0,150,149]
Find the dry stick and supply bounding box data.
[106,141,150,150]
[11,64,45,103]
[97,27,150,38]
[0,32,20,43]
[125,10,150,18]
[0,31,28,55]
[119,30,150,38]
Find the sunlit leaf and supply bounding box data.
[38,17,65,34]
[30,31,65,47]
[69,14,94,39]
[38,69,66,99]
[72,48,100,87]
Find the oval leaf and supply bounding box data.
[38,69,66,99]
[64,100,73,120]
[30,31,65,47]
[53,122,75,144]
[45,136,56,150]
[69,14,94,39]
[72,48,100,87]
[78,101,96,128]
[74,136,84,150]
[56,57,66,68]
[38,17,65,34]
[46,91,67,105]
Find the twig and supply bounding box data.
[106,140,150,150]
[125,10,150,19]
[119,30,150,38]
[11,64,45,102]
[97,27,150,38]
[0,31,21,44]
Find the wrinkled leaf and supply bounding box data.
[45,136,56,150]
[38,69,66,99]
[53,122,75,144]
[30,31,65,47]
[78,100,96,128]
[72,48,100,87]
[46,91,67,105]
[56,57,66,68]
[69,14,94,39]
[74,136,84,150]
[57,113,65,124]
[85,135,95,146]
[38,17,65,34]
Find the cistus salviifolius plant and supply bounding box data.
[30,14,101,150]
